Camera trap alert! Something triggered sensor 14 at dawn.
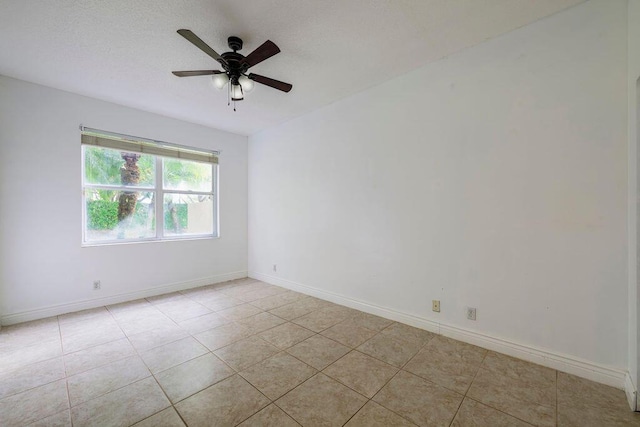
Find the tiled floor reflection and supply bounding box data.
[1,278,638,426]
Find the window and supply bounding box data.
[81,129,218,244]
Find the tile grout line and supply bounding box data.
[2,280,298,426]
[235,310,386,424]
[447,347,490,426]
[0,317,73,424]
[462,395,537,426]
[269,372,349,426]
[338,329,430,426]
[109,301,180,425]
[66,310,155,410]
[5,279,633,426]
[7,290,411,426]
[8,285,312,424]
[234,375,277,425]
[141,297,249,422]
[461,354,556,426]
[101,283,248,426]
[0,316,71,423]
[58,315,74,427]
[555,369,558,426]
[344,330,438,426]
[135,284,316,426]
[0,312,128,417]
[247,319,435,425]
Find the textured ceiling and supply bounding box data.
[0,0,585,136]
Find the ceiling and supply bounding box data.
[0,0,585,136]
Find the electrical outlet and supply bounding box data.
[273,264,277,272]
[93,280,101,290]
[466,307,476,320]
[432,300,440,312]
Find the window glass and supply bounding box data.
[84,146,155,187]
[163,194,214,236]
[163,158,212,192]
[82,137,217,244]
[84,189,155,241]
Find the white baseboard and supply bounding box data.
[625,373,638,411]
[1,270,248,326]
[251,271,633,400]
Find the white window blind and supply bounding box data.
[81,131,218,164]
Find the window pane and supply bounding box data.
[84,146,155,187]
[163,158,212,192]
[85,189,155,242]
[163,194,214,236]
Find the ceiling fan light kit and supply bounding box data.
[211,73,229,90]
[238,75,254,92]
[230,79,244,102]
[173,30,292,111]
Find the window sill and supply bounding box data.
[81,234,220,247]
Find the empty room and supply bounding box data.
[1,0,640,425]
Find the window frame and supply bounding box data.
[81,134,219,246]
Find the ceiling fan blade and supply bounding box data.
[177,29,227,66]
[172,70,224,77]
[248,73,292,92]
[242,40,280,68]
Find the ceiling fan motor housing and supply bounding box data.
[221,51,247,77]
[227,36,243,52]
[219,37,247,78]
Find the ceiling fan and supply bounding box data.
[172,29,292,110]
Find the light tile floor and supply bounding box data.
[1,278,639,426]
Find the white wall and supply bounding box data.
[0,76,248,323]
[629,0,640,406]
[249,0,628,374]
